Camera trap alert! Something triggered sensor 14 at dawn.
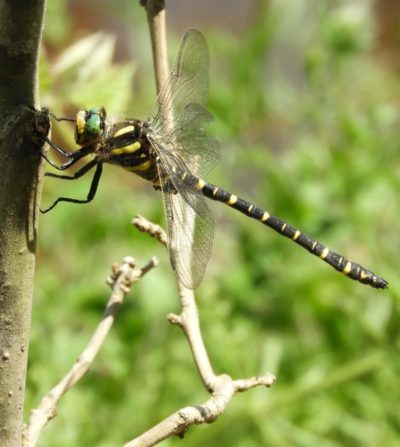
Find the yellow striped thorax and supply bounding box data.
[110,125,141,155]
[75,107,106,147]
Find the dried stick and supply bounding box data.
[124,373,275,447]
[26,256,157,447]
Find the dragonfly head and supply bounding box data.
[75,107,106,147]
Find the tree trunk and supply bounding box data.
[0,1,47,445]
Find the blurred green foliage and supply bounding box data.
[29,0,400,446]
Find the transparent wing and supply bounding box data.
[149,29,209,129]
[148,135,214,289]
[149,29,220,179]
[168,102,220,179]
[146,30,220,288]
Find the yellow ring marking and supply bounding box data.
[343,261,352,275]
[320,247,330,259]
[292,230,301,240]
[261,212,270,222]
[195,179,206,190]
[228,194,237,205]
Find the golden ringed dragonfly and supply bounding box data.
[41,30,388,290]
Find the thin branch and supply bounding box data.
[133,215,216,388]
[124,373,275,447]
[26,256,157,447]
[131,216,276,445]
[140,0,169,92]
[167,296,216,392]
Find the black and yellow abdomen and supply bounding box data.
[190,175,387,289]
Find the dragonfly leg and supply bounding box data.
[41,160,102,213]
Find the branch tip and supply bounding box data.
[123,256,137,268]
[167,313,182,326]
[234,373,277,392]
[132,215,168,247]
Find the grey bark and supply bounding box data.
[0,1,47,445]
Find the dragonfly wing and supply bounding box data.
[149,29,209,128]
[148,30,219,179]
[146,30,218,288]
[148,135,214,289]
[163,188,214,289]
[169,103,220,179]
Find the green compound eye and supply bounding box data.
[85,112,101,136]
[75,107,106,146]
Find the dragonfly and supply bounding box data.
[41,29,388,290]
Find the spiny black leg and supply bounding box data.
[45,157,99,180]
[48,112,75,122]
[42,138,96,170]
[41,161,103,213]
[44,136,95,161]
[44,136,76,158]
[41,150,81,171]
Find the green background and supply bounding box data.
[28,0,399,445]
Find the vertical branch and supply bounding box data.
[142,0,169,92]
[0,1,47,446]
[139,2,217,386]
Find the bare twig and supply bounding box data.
[130,215,276,445]
[132,215,168,247]
[26,256,157,447]
[167,292,216,392]
[140,0,169,92]
[124,373,275,447]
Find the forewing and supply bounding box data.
[149,29,210,130]
[148,30,219,179]
[146,30,218,288]
[168,103,220,179]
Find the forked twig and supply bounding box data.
[131,215,276,445]
[124,373,275,447]
[26,256,157,447]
